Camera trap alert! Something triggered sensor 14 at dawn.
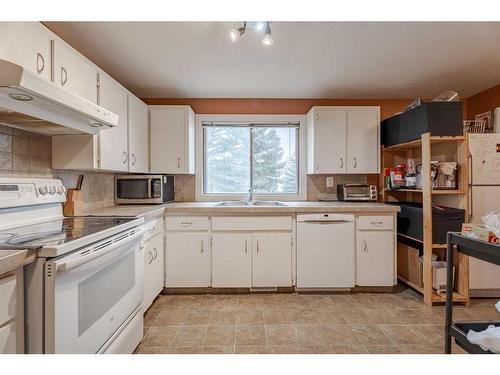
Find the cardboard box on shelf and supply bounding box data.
[461,223,500,244]
[397,243,423,288]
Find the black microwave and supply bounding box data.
[115,175,174,204]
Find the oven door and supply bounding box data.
[44,229,145,353]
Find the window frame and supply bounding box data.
[195,114,307,201]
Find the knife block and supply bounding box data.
[63,189,84,216]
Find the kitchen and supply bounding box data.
[1,3,500,368]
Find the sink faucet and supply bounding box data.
[247,189,253,204]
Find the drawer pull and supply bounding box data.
[148,226,156,233]
[180,221,193,226]
[370,221,384,226]
[61,66,68,85]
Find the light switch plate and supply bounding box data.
[326,176,334,188]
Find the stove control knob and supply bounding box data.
[49,186,56,195]
[38,186,48,195]
[57,186,65,194]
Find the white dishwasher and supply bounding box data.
[297,213,355,289]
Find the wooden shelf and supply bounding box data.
[385,132,470,306]
[385,189,466,195]
[383,135,466,151]
[397,276,468,305]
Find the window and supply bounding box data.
[203,122,299,195]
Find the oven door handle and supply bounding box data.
[55,228,146,273]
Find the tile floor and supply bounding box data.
[135,287,500,354]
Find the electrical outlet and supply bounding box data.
[326,176,334,188]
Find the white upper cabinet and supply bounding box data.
[52,39,98,103]
[128,95,149,173]
[307,107,347,174]
[150,105,195,174]
[307,106,380,174]
[0,22,52,82]
[98,72,129,172]
[346,108,380,173]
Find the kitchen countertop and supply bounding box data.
[85,201,400,218]
[0,249,37,275]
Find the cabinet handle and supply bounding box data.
[256,240,260,254]
[362,240,368,252]
[61,66,68,86]
[340,157,343,168]
[177,157,181,169]
[316,113,319,121]
[148,226,156,233]
[148,251,153,264]
[180,221,193,226]
[353,157,357,168]
[200,240,204,254]
[370,221,383,226]
[316,163,319,171]
[131,153,136,166]
[153,248,158,260]
[122,151,128,164]
[36,53,45,74]
[244,240,248,254]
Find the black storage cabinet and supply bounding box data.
[396,202,465,244]
[381,114,400,147]
[381,102,463,146]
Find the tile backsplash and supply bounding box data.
[1,124,373,206]
[0,124,52,176]
[307,174,368,201]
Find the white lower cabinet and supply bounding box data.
[356,215,395,287]
[252,233,292,288]
[142,219,165,311]
[165,232,211,287]
[212,233,252,288]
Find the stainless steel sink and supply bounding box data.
[250,200,288,206]
[215,200,287,207]
[215,201,250,207]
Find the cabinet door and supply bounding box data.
[0,22,52,82]
[150,106,194,174]
[98,73,129,171]
[347,108,380,173]
[53,39,98,103]
[128,95,149,173]
[165,232,211,287]
[0,322,16,354]
[252,233,292,288]
[313,107,347,173]
[356,231,394,286]
[212,233,251,288]
[143,233,165,311]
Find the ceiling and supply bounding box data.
[44,22,500,99]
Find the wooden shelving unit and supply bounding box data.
[382,133,470,306]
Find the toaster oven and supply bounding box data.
[337,184,378,202]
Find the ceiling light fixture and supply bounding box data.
[261,22,273,47]
[229,22,246,43]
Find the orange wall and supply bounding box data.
[142,98,412,120]
[465,84,500,119]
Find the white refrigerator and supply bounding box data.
[468,133,500,296]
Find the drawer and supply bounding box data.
[0,321,16,354]
[165,216,210,231]
[144,217,164,240]
[357,215,394,230]
[212,216,292,231]
[0,275,16,326]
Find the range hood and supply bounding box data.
[0,59,118,135]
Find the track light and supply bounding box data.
[261,22,273,47]
[229,22,246,43]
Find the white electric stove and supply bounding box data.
[0,178,146,354]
